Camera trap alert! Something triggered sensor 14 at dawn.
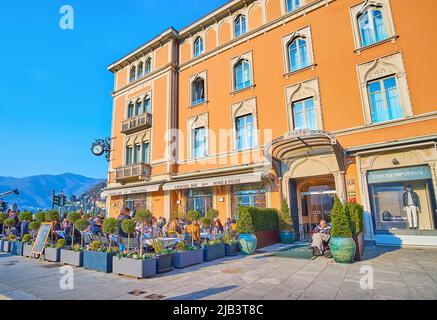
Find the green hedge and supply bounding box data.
[237,206,279,233]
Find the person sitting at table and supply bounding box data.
[91,214,104,235]
[165,219,182,238]
[211,219,224,238]
[184,220,201,244]
[63,221,81,245]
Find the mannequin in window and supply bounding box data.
[402,184,419,230]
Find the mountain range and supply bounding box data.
[0,173,105,211]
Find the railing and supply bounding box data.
[121,113,152,134]
[115,163,151,182]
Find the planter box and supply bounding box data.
[113,256,156,278]
[22,243,33,257]
[44,247,61,262]
[353,232,365,261]
[172,249,203,268]
[9,241,23,256]
[203,243,225,261]
[224,243,239,256]
[156,253,173,273]
[1,240,10,253]
[255,231,279,249]
[61,249,84,267]
[83,251,117,273]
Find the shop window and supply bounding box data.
[286,0,301,13]
[191,77,205,106]
[236,114,254,150]
[234,14,247,37]
[124,194,147,212]
[232,184,266,217]
[367,76,403,123]
[188,189,212,217]
[194,36,204,57]
[234,59,251,91]
[287,37,308,72]
[192,126,207,158]
[125,146,133,165]
[292,98,317,130]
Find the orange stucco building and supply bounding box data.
[103,0,437,246]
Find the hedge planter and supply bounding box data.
[172,249,203,268]
[44,247,61,262]
[9,241,23,256]
[330,237,356,264]
[1,240,11,253]
[113,256,157,278]
[255,230,279,249]
[203,243,225,261]
[224,243,239,256]
[22,243,33,257]
[61,249,84,267]
[83,251,117,273]
[279,231,295,244]
[238,234,257,255]
[156,253,173,273]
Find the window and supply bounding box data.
[145,58,152,75]
[292,98,317,130]
[234,14,247,37]
[234,59,251,91]
[144,97,151,113]
[236,114,254,150]
[142,142,150,163]
[188,189,212,217]
[125,146,133,165]
[358,8,388,47]
[194,37,204,57]
[367,76,403,123]
[133,144,141,164]
[192,127,206,158]
[135,100,142,116]
[137,62,143,78]
[127,102,134,118]
[129,66,136,82]
[286,0,301,12]
[191,77,205,105]
[287,37,308,72]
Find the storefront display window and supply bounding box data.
[187,188,213,217]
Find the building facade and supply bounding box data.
[103,0,437,246]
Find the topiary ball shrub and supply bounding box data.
[102,218,118,235]
[133,209,152,225]
[4,218,16,229]
[34,211,45,223]
[89,240,101,251]
[29,221,41,232]
[18,211,33,222]
[67,212,81,223]
[56,239,66,249]
[75,219,90,232]
[121,219,136,235]
[22,234,32,243]
[45,210,60,222]
[206,209,219,221]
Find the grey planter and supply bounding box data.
[22,243,33,257]
[203,243,225,261]
[9,241,23,256]
[61,249,84,267]
[156,253,173,273]
[112,256,157,278]
[44,247,61,262]
[83,251,117,273]
[224,243,239,256]
[172,248,203,268]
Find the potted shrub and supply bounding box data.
[21,234,32,257]
[61,243,84,267]
[2,218,16,252]
[279,199,295,244]
[18,211,32,237]
[222,231,239,256]
[347,202,365,261]
[171,242,203,268]
[44,210,60,244]
[83,218,118,273]
[149,238,173,273]
[9,234,24,256]
[132,209,153,255]
[66,212,82,247]
[75,218,90,249]
[34,211,45,223]
[236,207,257,255]
[0,212,8,251]
[330,196,356,264]
[45,239,65,262]
[120,219,136,252]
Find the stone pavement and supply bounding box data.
[1,244,437,300]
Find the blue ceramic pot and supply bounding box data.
[330,237,356,264]
[279,231,295,244]
[238,234,257,255]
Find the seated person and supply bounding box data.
[184,220,201,243]
[165,219,182,238]
[310,219,331,257]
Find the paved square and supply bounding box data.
[1,245,437,300]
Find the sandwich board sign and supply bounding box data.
[29,222,52,260]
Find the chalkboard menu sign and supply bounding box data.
[30,222,51,259]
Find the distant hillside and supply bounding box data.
[0,173,105,211]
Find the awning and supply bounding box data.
[162,172,264,191]
[101,183,161,197]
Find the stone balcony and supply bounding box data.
[121,113,152,134]
[115,163,151,183]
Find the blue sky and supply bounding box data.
[0,0,229,179]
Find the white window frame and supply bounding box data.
[193,36,204,57]
[188,113,209,159]
[234,14,247,38]
[282,26,314,75]
[189,70,208,107]
[231,97,259,151]
[230,51,254,93]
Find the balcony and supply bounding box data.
[115,163,151,182]
[121,113,152,134]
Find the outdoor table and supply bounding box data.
[145,237,181,248]
[200,233,223,240]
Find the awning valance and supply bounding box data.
[162,172,264,191]
[101,183,161,197]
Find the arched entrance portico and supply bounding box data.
[265,130,347,240]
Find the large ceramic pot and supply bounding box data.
[44,247,61,262]
[279,231,295,244]
[203,243,226,261]
[61,249,84,267]
[330,237,356,264]
[224,243,239,256]
[156,253,173,273]
[113,256,157,278]
[9,241,23,256]
[83,251,117,273]
[172,249,203,268]
[238,234,257,255]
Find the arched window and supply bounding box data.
[192,127,207,158]
[127,102,134,118]
[286,0,300,13]
[358,7,388,47]
[129,66,136,82]
[135,100,142,116]
[145,58,152,75]
[194,37,204,57]
[137,62,143,78]
[287,37,308,72]
[143,96,151,113]
[234,14,247,37]
[234,59,251,91]
[236,114,254,150]
[191,77,205,105]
